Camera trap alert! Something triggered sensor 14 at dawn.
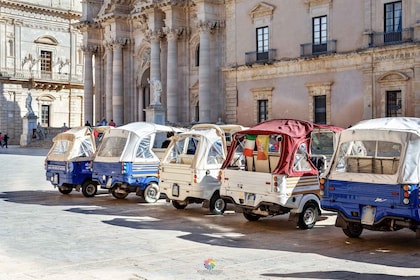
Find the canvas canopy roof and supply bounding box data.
[46,127,95,161]
[222,119,342,176]
[96,122,184,162]
[329,117,420,183]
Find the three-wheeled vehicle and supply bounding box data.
[320,117,420,238]
[45,126,98,197]
[158,124,246,214]
[218,119,342,229]
[91,122,183,202]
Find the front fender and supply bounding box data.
[290,194,320,214]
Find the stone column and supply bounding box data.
[198,22,212,123]
[82,45,96,125]
[105,43,113,123]
[166,29,181,123]
[149,30,162,103]
[94,48,103,124]
[112,39,126,126]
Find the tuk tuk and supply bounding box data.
[320,117,420,238]
[218,119,342,229]
[158,124,246,214]
[45,126,98,197]
[91,122,184,202]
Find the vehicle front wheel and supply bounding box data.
[82,181,97,198]
[172,200,188,209]
[343,222,363,238]
[144,182,160,203]
[112,189,129,199]
[243,209,261,221]
[298,201,319,229]
[58,185,72,195]
[209,193,226,215]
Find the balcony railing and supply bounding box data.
[0,68,83,83]
[368,28,413,47]
[245,49,276,65]
[300,40,337,57]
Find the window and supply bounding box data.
[41,105,50,126]
[8,40,14,56]
[314,95,326,124]
[313,16,327,53]
[256,26,269,61]
[40,50,52,78]
[195,44,200,67]
[386,90,402,117]
[258,99,268,123]
[384,1,402,43]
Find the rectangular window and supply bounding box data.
[258,99,268,123]
[386,90,402,117]
[40,50,52,78]
[41,105,50,126]
[314,95,326,124]
[256,26,269,61]
[312,16,327,53]
[384,1,402,43]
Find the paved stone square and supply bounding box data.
[0,146,419,280]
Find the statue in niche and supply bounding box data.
[147,78,162,105]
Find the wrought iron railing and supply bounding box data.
[300,40,337,57]
[368,28,413,47]
[245,49,276,65]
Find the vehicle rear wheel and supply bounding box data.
[243,209,261,221]
[209,193,226,215]
[172,200,187,209]
[58,185,72,195]
[112,189,129,199]
[82,181,97,198]
[343,222,363,238]
[144,182,160,203]
[298,201,319,229]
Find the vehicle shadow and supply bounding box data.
[1,190,419,271]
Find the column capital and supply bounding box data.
[146,29,163,42]
[81,44,98,54]
[163,27,185,40]
[196,20,225,33]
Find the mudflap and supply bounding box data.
[417,228,420,239]
[202,200,209,208]
[334,214,347,228]
[288,212,299,224]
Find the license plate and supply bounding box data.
[52,173,58,184]
[361,205,376,225]
[246,193,256,201]
[172,184,179,197]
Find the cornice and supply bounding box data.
[0,0,81,20]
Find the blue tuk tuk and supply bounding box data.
[45,126,98,197]
[321,117,420,238]
[91,122,183,202]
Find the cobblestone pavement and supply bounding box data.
[0,147,419,280]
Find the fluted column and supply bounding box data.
[105,43,113,122]
[166,29,181,123]
[94,48,103,124]
[82,45,96,124]
[198,22,212,123]
[112,39,126,126]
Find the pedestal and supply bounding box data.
[20,114,38,146]
[144,104,166,147]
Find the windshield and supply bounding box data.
[163,137,198,164]
[335,140,401,175]
[51,140,71,155]
[96,136,127,157]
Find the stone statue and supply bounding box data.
[25,92,34,116]
[147,78,162,105]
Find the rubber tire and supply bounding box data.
[342,222,363,238]
[298,202,319,229]
[82,181,97,198]
[144,182,160,203]
[243,209,261,221]
[209,193,226,215]
[172,200,188,209]
[112,189,129,199]
[58,185,72,195]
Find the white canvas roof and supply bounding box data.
[329,117,420,184]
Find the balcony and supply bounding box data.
[245,49,276,65]
[368,28,413,47]
[300,40,337,57]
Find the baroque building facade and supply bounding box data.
[0,0,84,144]
[80,0,420,129]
